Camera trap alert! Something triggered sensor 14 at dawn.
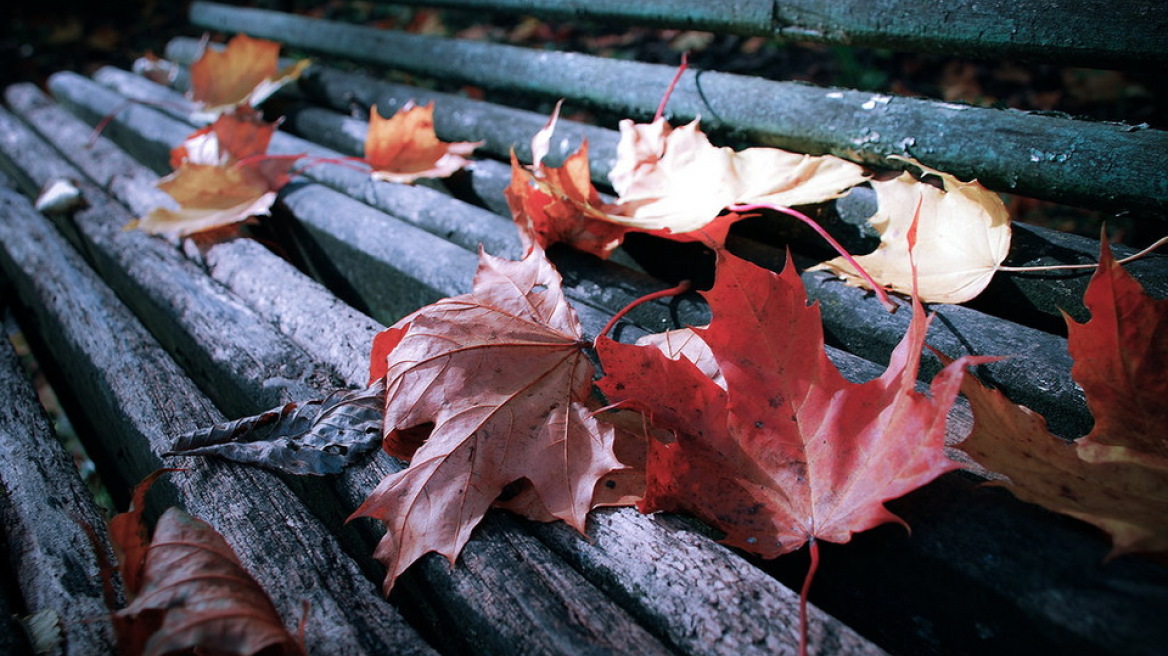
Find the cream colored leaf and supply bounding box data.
[813,164,1011,304]
[607,118,867,235]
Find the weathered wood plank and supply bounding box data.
[0,166,436,655]
[180,4,1168,214]
[24,59,1168,656]
[0,107,342,422]
[0,267,117,655]
[25,78,887,656]
[252,61,1168,326]
[2,84,693,656]
[386,0,1168,67]
[211,132,1168,656]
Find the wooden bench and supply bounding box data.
[1,1,1166,654]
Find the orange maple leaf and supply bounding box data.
[957,240,1168,555]
[364,102,480,183]
[597,250,979,556]
[135,107,302,237]
[353,246,624,592]
[188,33,310,116]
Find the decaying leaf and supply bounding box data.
[605,117,868,242]
[188,33,310,116]
[506,102,627,259]
[509,104,867,258]
[957,240,1168,555]
[365,102,480,183]
[354,246,625,591]
[113,507,305,656]
[813,161,1011,304]
[135,107,302,237]
[597,250,980,557]
[1067,240,1168,466]
[168,380,386,475]
[108,469,178,597]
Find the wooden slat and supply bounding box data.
[0,139,437,655]
[24,75,889,656]
[394,0,1168,67]
[182,3,1168,215]
[0,264,117,655]
[98,59,1112,439]
[3,85,695,656]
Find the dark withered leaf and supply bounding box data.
[168,380,386,475]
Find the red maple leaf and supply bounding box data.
[505,150,628,260]
[353,246,625,592]
[957,239,1168,555]
[1068,240,1168,464]
[505,102,627,259]
[597,251,979,556]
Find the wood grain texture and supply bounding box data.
[0,267,116,655]
[347,0,1167,67]
[179,5,1168,214]
[0,177,434,654]
[6,84,685,656]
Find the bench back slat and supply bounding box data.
[395,0,1168,67]
[187,2,1168,215]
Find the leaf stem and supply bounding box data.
[89,98,195,147]
[996,235,1168,272]
[799,538,821,656]
[654,52,689,123]
[729,203,897,312]
[597,280,692,344]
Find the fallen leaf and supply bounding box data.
[812,161,1011,304]
[606,117,868,241]
[956,240,1168,555]
[506,151,627,259]
[132,52,179,87]
[635,327,724,389]
[506,103,626,259]
[354,246,624,591]
[108,469,180,596]
[188,33,310,116]
[136,108,301,237]
[509,107,865,257]
[365,102,480,183]
[1068,240,1168,465]
[113,507,305,656]
[167,381,386,475]
[597,250,979,557]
